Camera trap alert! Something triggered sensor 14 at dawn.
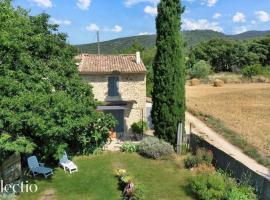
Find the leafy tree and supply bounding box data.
[192,38,237,72]
[190,36,270,73]
[151,0,185,146]
[255,35,270,66]
[242,64,263,79]
[188,60,212,79]
[0,1,115,161]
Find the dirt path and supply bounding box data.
[39,189,56,200]
[185,112,270,181]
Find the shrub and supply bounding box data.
[227,185,257,200]
[132,184,145,200]
[190,172,227,200]
[242,64,263,78]
[0,193,16,200]
[184,154,198,168]
[131,121,148,134]
[192,163,216,175]
[189,172,258,200]
[137,137,175,159]
[184,148,213,169]
[121,141,137,153]
[196,148,214,165]
[188,60,212,79]
[92,147,103,156]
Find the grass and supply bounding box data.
[18,152,193,200]
[189,108,270,168]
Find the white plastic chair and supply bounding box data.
[27,156,53,178]
[59,152,78,174]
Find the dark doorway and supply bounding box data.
[105,110,124,132]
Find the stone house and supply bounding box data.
[77,53,146,134]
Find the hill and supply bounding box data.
[75,30,270,54]
[230,30,270,40]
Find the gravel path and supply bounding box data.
[186,112,270,181]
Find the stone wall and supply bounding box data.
[190,133,270,200]
[80,73,146,133]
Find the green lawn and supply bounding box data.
[19,152,194,200]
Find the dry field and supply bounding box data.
[186,83,270,158]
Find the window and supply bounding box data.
[108,76,119,97]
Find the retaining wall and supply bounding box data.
[190,133,270,200]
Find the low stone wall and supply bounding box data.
[190,133,270,200]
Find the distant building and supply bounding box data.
[77,53,146,134]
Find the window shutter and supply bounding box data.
[108,77,119,96]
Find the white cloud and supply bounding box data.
[182,18,223,32]
[111,25,123,33]
[213,12,221,19]
[255,11,270,22]
[202,0,218,7]
[86,23,100,32]
[144,6,157,16]
[251,20,257,25]
[87,24,122,33]
[31,0,52,8]
[234,26,248,34]
[233,12,246,23]
[50,18,71,25]
[124,0,159,7]
[184,0,195,3]
[138,32,154,35]
[77,0,91,10]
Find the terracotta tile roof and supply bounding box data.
[77,54,146,74]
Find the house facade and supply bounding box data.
[77,53,146,134]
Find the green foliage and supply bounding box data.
[137,137,175,159]
[188,60,212,79]
[196,148,214,165]
[189,172,258,200]
[146,65,154,97]
[116,169,145,200]
[92,147,103,156]
[131,121,148,134]
[0,192,16,200]
[184,154,198,168]
[151,0,185,146]
[184,148,213,168]
[227,185,257,200]
[191,36,270,73]
[242,64,263,78]
[132,184,145,200]
[121,141,137,153]
[190,172,227,200]
[0,1,116,161]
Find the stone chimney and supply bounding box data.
[136,51,141,64]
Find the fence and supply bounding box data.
[190,133,270,200]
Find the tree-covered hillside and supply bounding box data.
[75,30,270,54]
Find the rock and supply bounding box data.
[190,78,200,86]
[213,79,224,87]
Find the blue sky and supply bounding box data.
[13,0,270,44]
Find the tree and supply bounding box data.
[0,1,115,161]
[151,0,185,146]
[188,60,212,79]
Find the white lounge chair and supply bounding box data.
[59,152,78,174]
[27,156,53,178]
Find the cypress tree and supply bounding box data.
[151,0,185,146]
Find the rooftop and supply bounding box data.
[76,54,146,75]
